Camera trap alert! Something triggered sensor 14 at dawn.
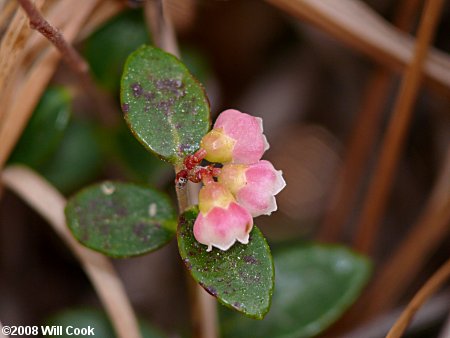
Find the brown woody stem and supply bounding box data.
[17,0,88,76]
[17,0,117,126]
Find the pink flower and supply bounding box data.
[193,182,253,251]
[218,160,286,217]
[200,109,269,164]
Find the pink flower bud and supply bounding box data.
[193,182,253,251]
[200,109,269,164]
[218,160,286,217]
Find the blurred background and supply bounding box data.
[0,0,449,337]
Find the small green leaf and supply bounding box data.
[9,86,71,167]
[121,45,210,164]
[181,47,212,84]
[177,207,274,319]
[109,122,171,185]
[65,182,177,258]
[220,244,372,338]
[46,308,167,338]
[83,9,150,92]
[39,119,102,194]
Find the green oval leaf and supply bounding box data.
[83,9,150,92]
[9,86,71,167]
[108,122,172,185]
[39,119,102,194]
[220,244,372,338]
[177,207,274,319]
[65,182,177,258]
[46,308,167,338]
[121,45,210,164]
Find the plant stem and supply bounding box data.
[0,0,100,170]
[16,0,117,126]
[1,166,142,338]
[175,168,219,338]
[353,0,445,254]
[17,0,88,76]
[386,258,450,338]
[145,1,218,337]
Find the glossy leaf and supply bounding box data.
[65,182,177,258]
[121,45,210,164]
[220,244,372,338]
[39,120,102,194]
[9,87,71,167]
[109,122,171,185]
[46,308,166,338]
[177,207,274,319]
[84,10,150,92]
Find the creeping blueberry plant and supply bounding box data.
[17,11,372,336]
[66,45,278,319]
[62,43,370,329]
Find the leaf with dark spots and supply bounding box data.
[144,91,155,101]
[243,255,259,265]
[131,83,143,97]
[121,45,210,164]
[177,207,274,319]
[220,244,372,338]
[233,302,243,310]
[200,283,218,297]
[183,258,192,271]
[65,181,177,258]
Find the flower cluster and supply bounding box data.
[177,109,286,252]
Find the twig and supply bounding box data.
[17,0,118,125]
[353,0,445,254]
[175,177,218,338]
[17,0,88,75]
[144,1,218,336]
[1,166,142,338]
[0,0,100,169]
[386,258,450,338]
[360,148,450,318]
[0,0,118,169]
[265,0,450,94]
[319,0,422,242]
[22,0,122,64]
[187,179,218,338]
